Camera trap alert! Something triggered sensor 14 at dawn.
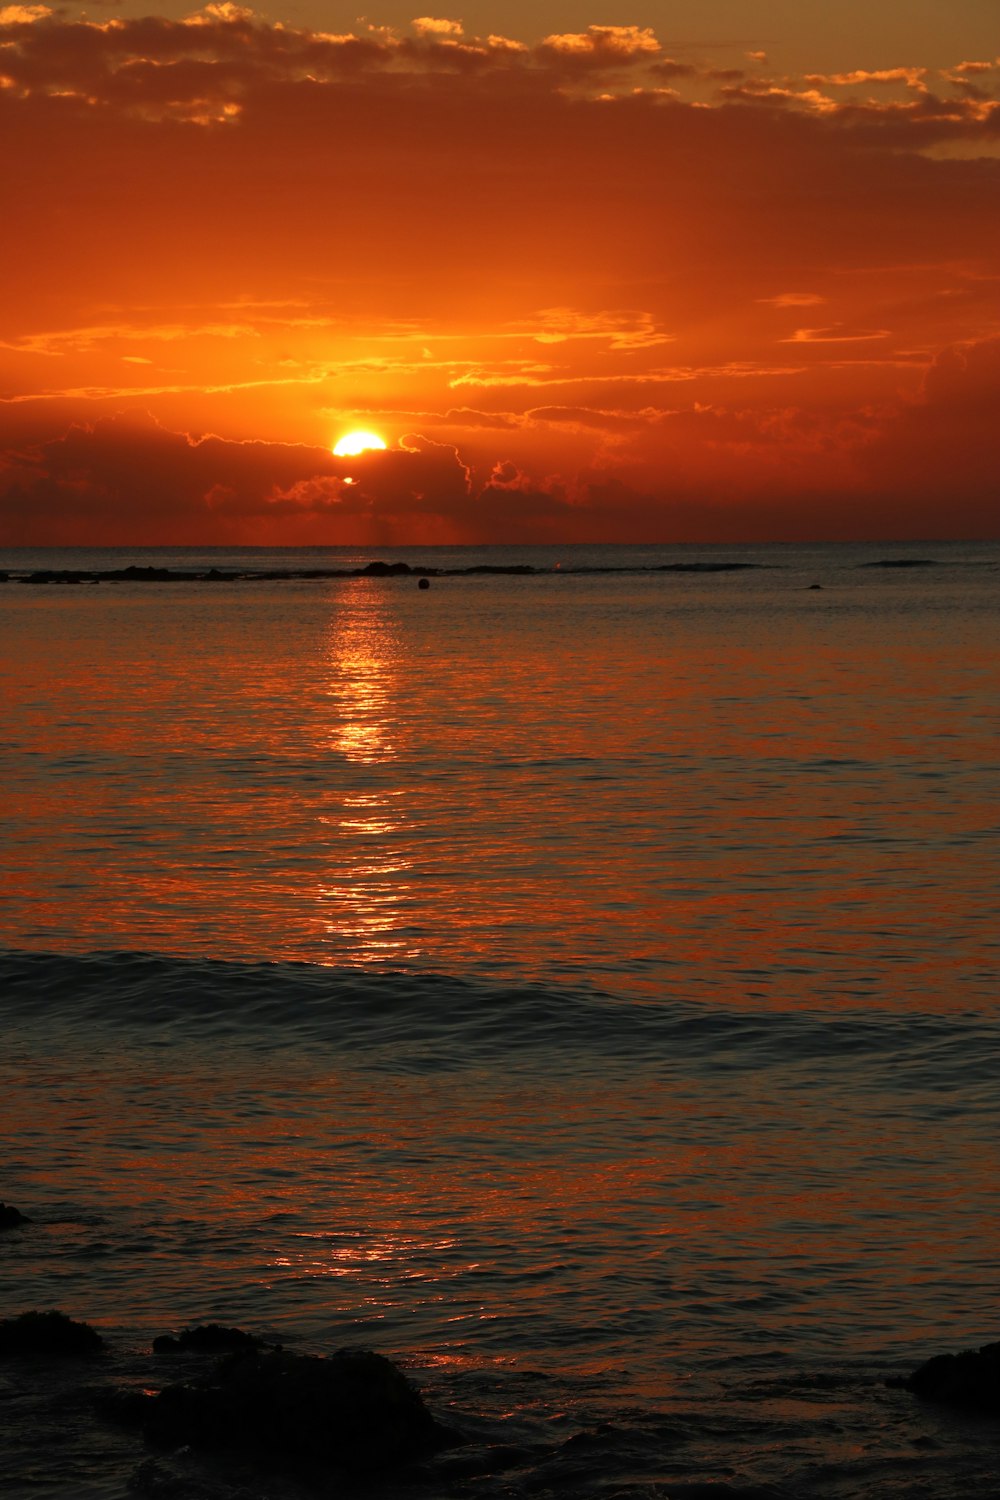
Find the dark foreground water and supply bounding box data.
[1,542,998,1498]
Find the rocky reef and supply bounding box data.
[0,1310,105,1357]
[895,1339,1000,1415]
[89,1326,462,1484]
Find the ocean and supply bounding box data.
[1,540,998,1499]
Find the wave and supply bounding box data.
[2,949,996,1093]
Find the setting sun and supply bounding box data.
[333,431,388,458]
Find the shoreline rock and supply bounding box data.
[0,1309,105,1357]
[104,1342,462,1474]
[152,1324,263,1355]
[894,1339,1000,1414]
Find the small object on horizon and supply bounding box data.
[808,583,823,590]
[418,577,430,590]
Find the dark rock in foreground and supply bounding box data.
[0,1309,105,1357]
[153,1324,263,1355]
[0,1201,31,1229]
[133,1347,458,1470]
[896,1340,1000,1414]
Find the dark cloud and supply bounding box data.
[0,412,476,542]
[1,11,997,141]
[859,335,1000,526]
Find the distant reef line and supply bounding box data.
[2,560,772,584]
[0,557,945,585]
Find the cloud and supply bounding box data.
[520,307,673,350]
[805,67,928,90]
[2,14,1000,542]
[852,335,1000,532]
[441,407,521,429]
[757,292,826,308]
[0,321,260,357]
[782,326,891,344]
[412,17,464,38]
[527,405,651,432]
[0,4,50,21]
[538,25,661,68]
[0,412,488,542]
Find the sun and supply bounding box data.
[333,430,387,458]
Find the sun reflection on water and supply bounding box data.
[324,583,400,766]
[270,1232,482,1298]
[317,588,422,964]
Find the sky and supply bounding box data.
[2,0,999,545]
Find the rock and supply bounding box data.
[896,1340,1000,1414]
[153,1325,262,1355]
[0,1201,30,1229]
[0,1309,105,1357]
[359,560,412,576]
[114,565,176,582]
[140,1347,458,1470]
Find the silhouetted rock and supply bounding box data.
[359,560,412,576]
[807,583,823,590]
[115,565,176,581]
[896,1340,1000,1414]
[0,1309,105,1357]
[153,1324,263,1355]
[418,576,431,590]
[140,1347,457,1469]
[0,1201,30,1229]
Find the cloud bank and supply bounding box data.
[2,8,999,542]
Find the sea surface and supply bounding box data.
[1,540,998,1499]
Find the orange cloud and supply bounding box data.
[538,24,661,67]
[412,17,465,38]
[1,13,1000,543]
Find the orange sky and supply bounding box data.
[2,5,999,544]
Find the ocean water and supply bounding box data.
[1,540,998,1499]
